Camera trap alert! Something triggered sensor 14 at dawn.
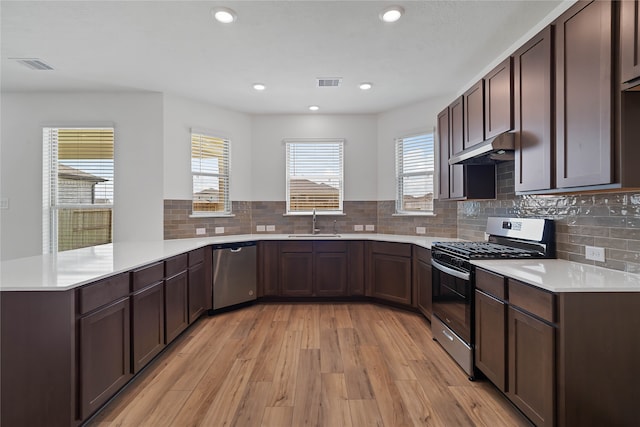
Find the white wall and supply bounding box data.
[251,114,378,201]
[163,94,253,201]
[0,92,164,260]
[376,95,452,200]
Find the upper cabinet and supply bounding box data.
[513,26,553,192]
[463,81,485,149]
[437,108,450,200]
[621,0,640,85]
[555,0,613,189]
[484,57,514,139]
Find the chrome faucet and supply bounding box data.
[312,208,319,234]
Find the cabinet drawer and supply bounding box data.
[165,253,188,277]
[79,272,130,315]
[280,241,313,253]
[131,262,164,292]
[476,269,506,300]
[370,241,412,257]
[314,241,347,252]
[188,248,205,266]
[414,246,431,263]
[508,279,555,323]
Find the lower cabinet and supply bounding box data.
[258,241,280,296]
[79,297,131,420]
[188,261,207,322]
[165,270,189,342]
[280,242,314,296]
[315,241,348,296]
[131,282,165,373]
[413,246,432,319]
[474,289,506,391]
[367,242,412,306]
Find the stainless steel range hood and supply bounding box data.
[448,132,515,165]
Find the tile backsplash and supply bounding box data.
[165,162,640,273]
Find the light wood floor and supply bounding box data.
[89,303,530,427]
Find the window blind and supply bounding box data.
[396,133,435,213]
[43,127,114,253]
[285,140,344,214]
[191,132,230,214]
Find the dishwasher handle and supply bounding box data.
[230,248,242,253]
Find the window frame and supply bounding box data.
[395,131,436,215]
[284,138,344,215]
[190,130,232,217]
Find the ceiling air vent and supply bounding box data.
[316,77,342,87]
[12,58,54,71]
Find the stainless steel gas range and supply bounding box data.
[430,217,555,379]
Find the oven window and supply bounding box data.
[432,267,472,343]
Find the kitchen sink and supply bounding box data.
[288,234,342,238]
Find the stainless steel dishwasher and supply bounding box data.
[212,241,257,310]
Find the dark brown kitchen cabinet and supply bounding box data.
[437,107,451,199]
[621,0,640,84]
[555,0,613,189]
[508,305,555,427]
[514,26,554,192]
[347,241,365,295]
[315,241,348,297]
[187,248,209,322]
[164,254,188,343]
[484,57,513,139]
[131,281,165,373]
[367,241,412,306]
[258,241,279,296]
[463,80,485,149]
[79,297,131,419]
[413,246,432,319]
[280,241,314,297]
[448,97,466,199]
[475,290,506,392]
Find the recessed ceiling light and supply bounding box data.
[253,83,266,91]
[380,6,404,23]
[211,7,237,24]
[309,105,320,111]
[359,82,373,90]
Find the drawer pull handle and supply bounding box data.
[442,330,454,342]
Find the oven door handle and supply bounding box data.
[431,259,471,281]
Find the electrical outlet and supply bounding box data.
[365,225,375,232]
[585,246,605,262]
[416,226,426,234]
[195,227,206,235]
[215,226,225,234]
[354,225,364,231]
[256,225,266,232]
[266,225,275,232]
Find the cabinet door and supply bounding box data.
[347,241,365,296]
[188,262,206,322]
[415,256,432,319]
[131,282,165,373]
[514,26,553,192]
[464,80,485,149]
[621,0,640,84]
[484,57,513,139]
[315,252,348,296]
[449,96,465,199]
[555,0,613,188]
[475,290,506,392]
[165,271,188,343]
[281,252,314,296]
[80,298,131,419]
[437,107,450,199]
[508,306,555,427]
[258,241,279,296]
[371,253,412,305]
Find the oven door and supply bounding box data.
[431,258,472,344]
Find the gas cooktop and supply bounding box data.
[431,241,544,259]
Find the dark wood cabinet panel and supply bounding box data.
[484,57,513,139]
[508,306,555,427]
[437,107,450,199]
[370,253,412,305]
[621,0,640,84]
[463,80,485,149]
[258,241,280,296]
[475,290,506,392]
[280,252,314,296]
[514,26,554,192]
[347,241,365,296]
[555,0,613,188]
[449,96,465,199]
[165,270,188,343]
[413,247,432,319]
[132,262,164,292]
[79,297,131,420]
[131,282,165,373]
[79,272,129,315]
[315,252,348,296]
[188,262,207,322]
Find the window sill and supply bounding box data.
[392,212,437,217]
[283,212,346,216]
[189,213,235,218]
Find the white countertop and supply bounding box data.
[0,233,455,292]
[472,259,640,293]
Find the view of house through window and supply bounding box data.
[43,127,114,253]
[396,132,435,213]
[191,132,230,215]
[285,139,344,214]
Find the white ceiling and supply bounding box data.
[1,0,564,115]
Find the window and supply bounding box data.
[43,127,114,253]
[285,139,344,214]
[395,132,435,214]
[191,131,230,215]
